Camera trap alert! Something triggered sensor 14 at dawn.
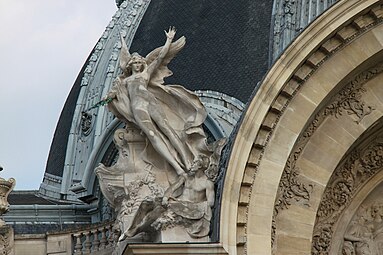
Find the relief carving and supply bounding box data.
[272,137,315,247]
[80,112,93,136]
[275,64,383,249]
[312,140,383,254]
[0,168,15,255]
[275,64,383,214]
[274,160,313,213]
[324,86,374,124]
[0,177,15,227]
[274,120,317,219]
[0,226,13,255]
[342,202,383,254]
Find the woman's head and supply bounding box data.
[126,53,146,74]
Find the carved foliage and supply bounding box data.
[274,64,382,249]
[274,121,317,217]
[276,64,381,215]
[0,227,12,255]
[312,140,383,254]
[324,80,375,124]
[272,132,315,247]
[324,65,382,124]
[274,158,313,214]
[121,168,164,216]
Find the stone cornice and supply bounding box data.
[124,243,228,255]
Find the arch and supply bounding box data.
[313,119,383,254]
[220,0,383,254]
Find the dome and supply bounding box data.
[35,0,338,230]
[9,2,379,255]
[41,0,274,201]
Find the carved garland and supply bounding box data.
[311,137,383,254]
[271,62,380,248]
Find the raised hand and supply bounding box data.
[165,26,176,40]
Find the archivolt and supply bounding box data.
[220,1,383,254]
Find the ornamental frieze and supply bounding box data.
[273,64,381,248]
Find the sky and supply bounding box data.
[0,1,117,190]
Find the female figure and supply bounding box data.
[106,27,207,176]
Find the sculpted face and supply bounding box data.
[189,156,209,176]
[128,54,145,74]
[131,60,143,73]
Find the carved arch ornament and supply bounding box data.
[272,63,379,247]
[274,64,379,216]
[220,1,383,254]
[312,127,383,254]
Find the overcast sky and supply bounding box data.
[0,1,117,190]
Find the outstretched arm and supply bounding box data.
[147,27,176,76]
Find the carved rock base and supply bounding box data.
[98,118,224,244]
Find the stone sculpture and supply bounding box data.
[0,173,15,227]
[342,203,383,254]
[0,167,15,254]
[95,27,226,242]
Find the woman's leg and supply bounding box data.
[150,106,192,170]
[133,109,186,175]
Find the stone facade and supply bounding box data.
[221,0,383,254]
[8,0,383,254]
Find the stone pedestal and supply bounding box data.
[124,243,228,254]
[161,226,209,243]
